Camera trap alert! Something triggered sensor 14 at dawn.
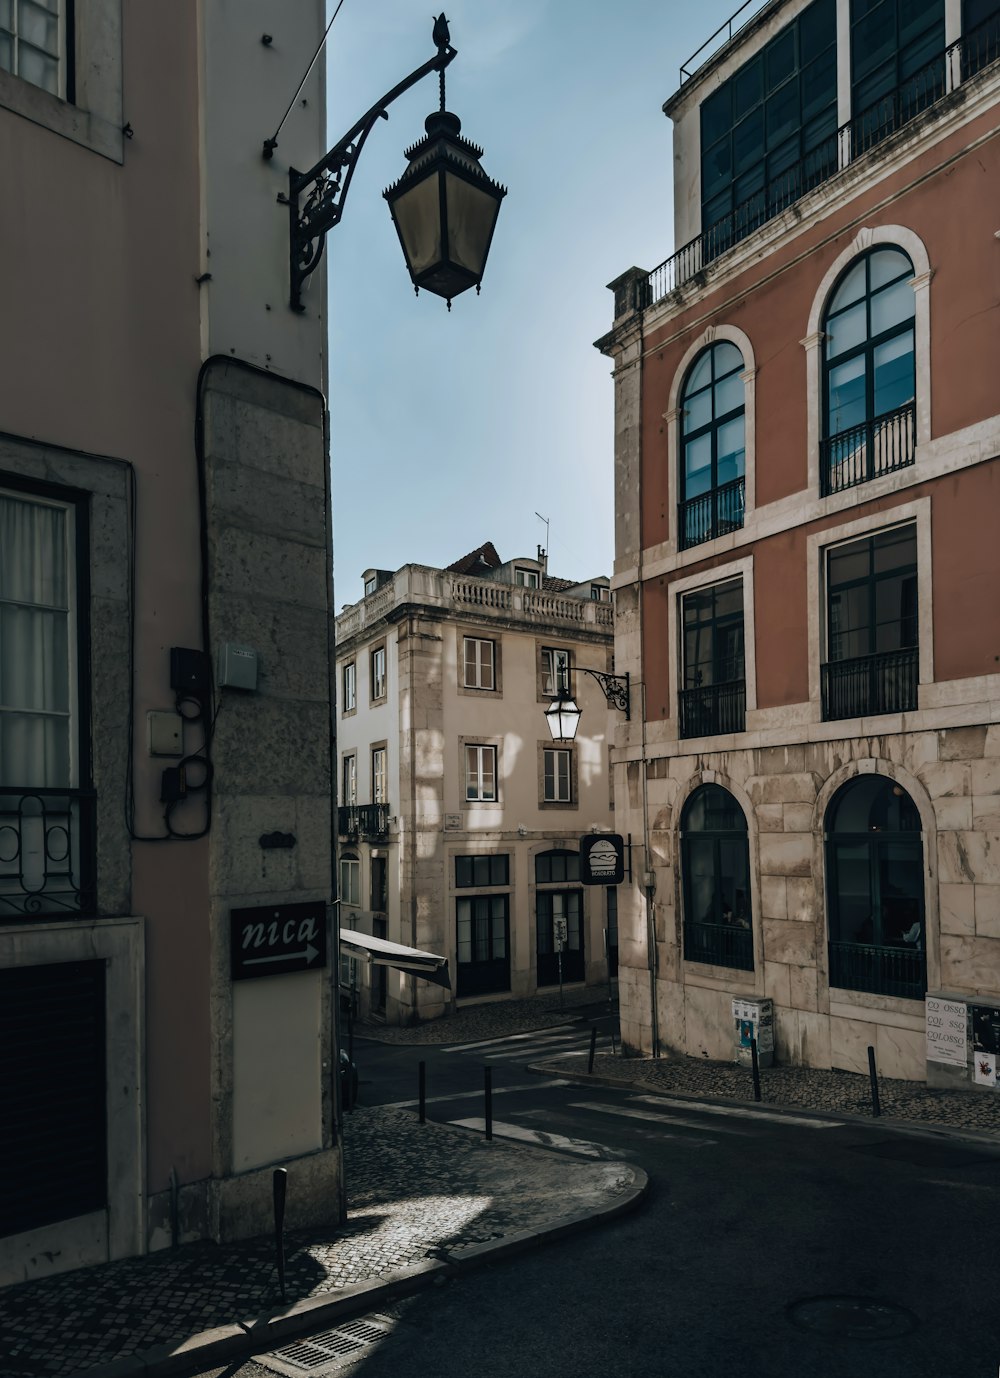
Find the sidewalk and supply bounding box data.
[358,984,1000,1139]
[0,1088,644,1378]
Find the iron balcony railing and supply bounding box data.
[337,803,390,840]
[821,401,916,496]
[643,24,999,311]
[0,788,97,919]
[828,939,926,1000]
[678,475,745,551]
[683,919,754,971]
[679,679,746,739]
[821,647,918,722]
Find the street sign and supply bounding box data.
[553,915,568,951]
[580,833,625,885]
[231,901,328,980]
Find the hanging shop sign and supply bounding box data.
[579,833,625,886]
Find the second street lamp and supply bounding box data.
[544,668,631,744]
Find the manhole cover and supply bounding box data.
[787,1295,916,1339]
[261,1317,391,1375]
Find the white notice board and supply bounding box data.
[925,996,967,1067]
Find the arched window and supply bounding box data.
[679,342,745,550]
[821,247,915,495]
[681,784,752,970]
[535,848,583,987]
[826,775,925,999]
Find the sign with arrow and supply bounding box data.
[230,901,328,981]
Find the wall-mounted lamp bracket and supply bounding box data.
[273,25,457,311]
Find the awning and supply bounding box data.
[339,928,451,990]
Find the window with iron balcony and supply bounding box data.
[822,524,918,721]
[679,578,746,739]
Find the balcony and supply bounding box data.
[337,803,390,841]
[645,21,1000,312]
[0,788,97,919]
[679,679,746,739]
[821,402,916,497]
[683,919,754,971]
[678,476,745,551]
[829,940,926,1000]
[821,647,918,722]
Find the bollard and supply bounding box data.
[273,1168,287,1302]
[588,1025,598,1074]
[867,1044,881,1117]
[418,1060,426,1125]
[751,1037,762,1102]
[485,1065,493,1141]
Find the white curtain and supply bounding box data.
[0,493,71,789]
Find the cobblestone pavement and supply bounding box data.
[353,984,608,1045]
[0,1102,638,1378]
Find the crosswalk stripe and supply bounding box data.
[452,1117,716,1153]
[630,1094,840,1129]
[440,1024,578,1053]
[448,1119,614,1157]
[482,1040,594,1061]
[568,1101,755,1136]
[381,1079,569,1109]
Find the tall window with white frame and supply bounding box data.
[370,645,387,701]
[542,746,572,804]
[679,342,746,550]
[680,579,746,739]
[465,744,497,802]
[463,636,495,690]
[822,525,918,721]
[821,247,916,496]
[341,661,356,714]
[0,0,69,98]
[371,746,387,805]
[339,852,360,908]
[541,646,569,697]
[0,486,93,917]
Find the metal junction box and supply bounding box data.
[732,996,774,1068]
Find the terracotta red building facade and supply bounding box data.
[599,0,1000,1084]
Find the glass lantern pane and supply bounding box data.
[445,173,500,275]
[391,177,442,275]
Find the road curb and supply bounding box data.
[73,1160,648,1378]
[527,1060,1000,1147]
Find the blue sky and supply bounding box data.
[325,0,753,606]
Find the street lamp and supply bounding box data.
[543,668,631,744]
[269,15,506,312]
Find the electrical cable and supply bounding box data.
[263,0,347,156]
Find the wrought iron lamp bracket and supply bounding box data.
[577,668,631,719]
[273,28,457,311]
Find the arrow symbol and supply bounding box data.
[244,943,319,966]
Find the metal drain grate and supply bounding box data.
[263,1317,391,1375]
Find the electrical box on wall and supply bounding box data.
[218,642,258,691]
[170,646,210,696]
[147,710,184,756]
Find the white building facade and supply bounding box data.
[335,547,617,1023]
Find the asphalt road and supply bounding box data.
[198,1022,1000,1378]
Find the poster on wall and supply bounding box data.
[970,1005,1000,1056]
[924,995,967,1068]
[973,1052,997,1087]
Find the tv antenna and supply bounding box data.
[535,511,549,561]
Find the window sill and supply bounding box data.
[0,70,123,163]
